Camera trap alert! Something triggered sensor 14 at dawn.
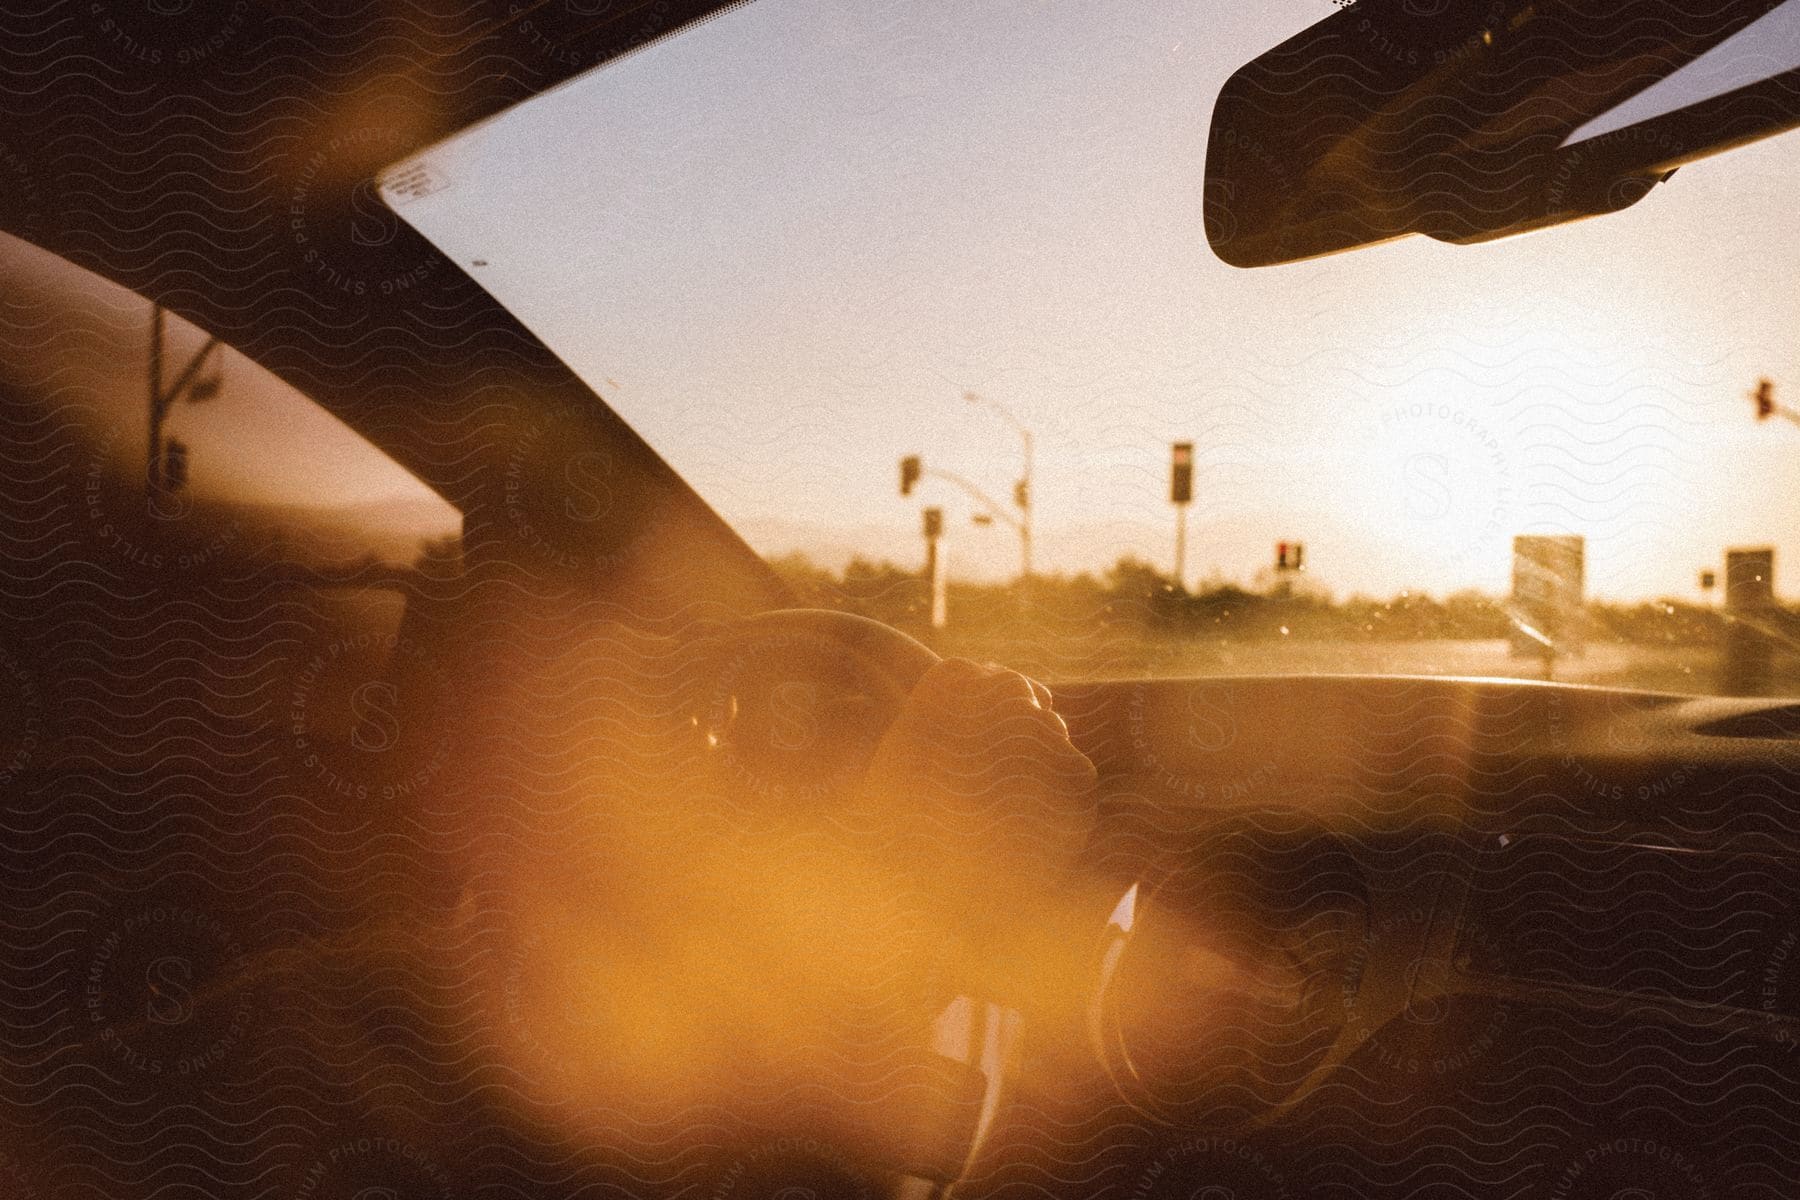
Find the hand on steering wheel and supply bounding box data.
[854,655,1098,901]
[694,610,1100,1014]
[697,609,1096,890]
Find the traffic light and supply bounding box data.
[1277,541,1304,571]
[1170,442,1193,505]
[187,370,223,404]
[1013,479,1029,509]
[901,455,922,496]
[922,507,943,539]
[1755,378,1776,421]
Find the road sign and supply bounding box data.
[1724,547,1777,695]
[1725,548,1775,608]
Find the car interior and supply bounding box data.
[1,2,1798,1198]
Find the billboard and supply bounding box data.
[1725,547,1776,610]
[1722,547,1777,695]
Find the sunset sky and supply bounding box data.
[392,0,1800,601]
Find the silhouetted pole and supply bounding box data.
[903,457,1026,588]
[145,303,222,503]
[1173,507,1187,589]
[1170,442,1194,590]
[923,507,947,630]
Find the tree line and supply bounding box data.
[771,552,1739,648]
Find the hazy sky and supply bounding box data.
[391,0,1800,600]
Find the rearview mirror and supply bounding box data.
[1206,0,1800,267]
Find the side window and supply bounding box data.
[0,230,462,756]
[0,231,459,583]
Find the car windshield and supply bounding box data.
[384,0,1800,694]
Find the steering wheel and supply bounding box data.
[691,608,940,811]
[690,611,1027,1190]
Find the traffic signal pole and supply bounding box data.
[898,394,1034,590]
[923,507,947,630]
[902,458,1030,584]
[146,303,221,502]
[1170,442,1194,590]
[1173,506,1187,589]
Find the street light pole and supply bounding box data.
[964,391,1032,581]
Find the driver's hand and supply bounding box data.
[853,657,1098,917]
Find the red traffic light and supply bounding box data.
[900,455,922,496]
[1170,442,1193,505]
